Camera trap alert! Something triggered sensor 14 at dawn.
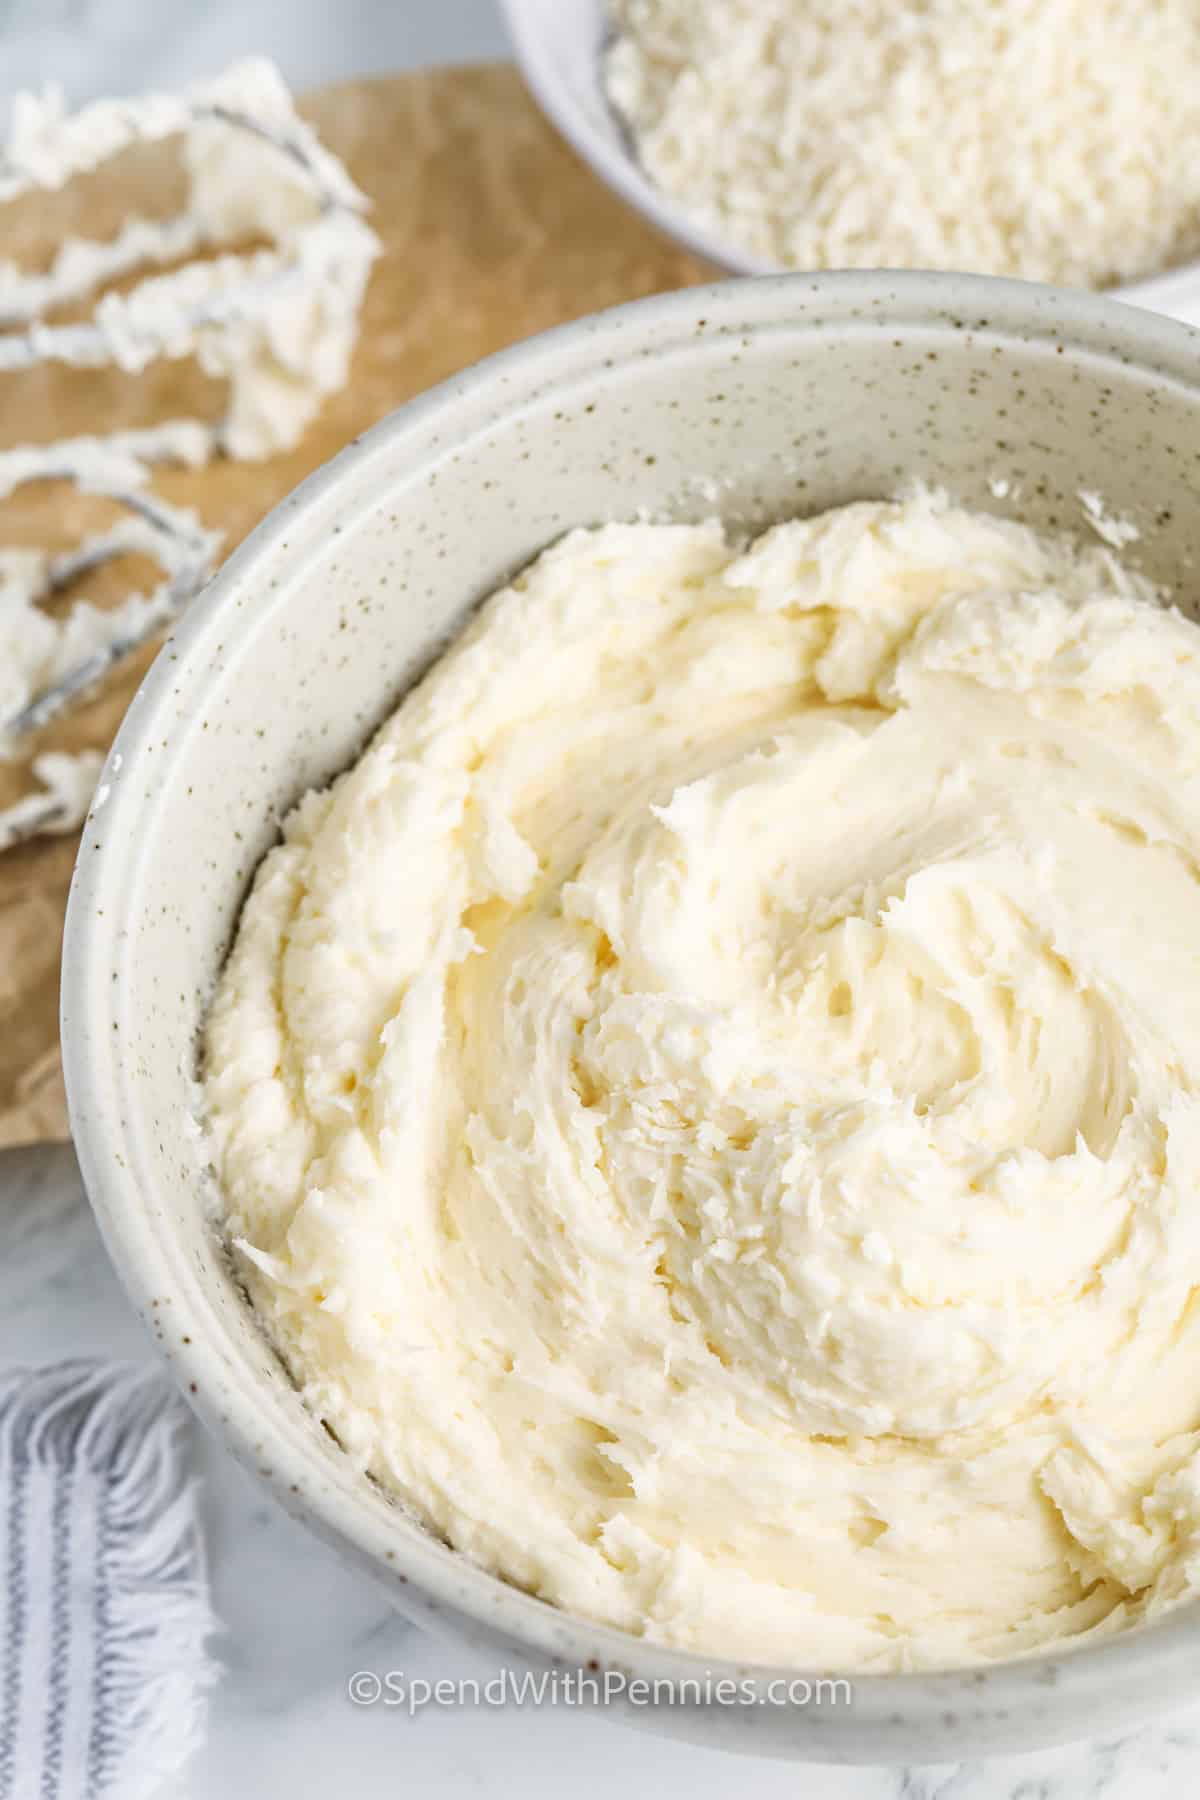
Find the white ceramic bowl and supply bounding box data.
[63,273,1200,1761]
[499,0,1200,330]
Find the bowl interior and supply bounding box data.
[63,275,1200,1758]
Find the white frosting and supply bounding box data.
[3,214,377,460]
[0,434,220,753]
[1,567,161,743]
[0,60,374,847]
[0,214,205,328]
[0,58,380,460]
[0,749,104,850]
[0,59,363,212]
[0,424,213,501]
[206,492,1200,1671]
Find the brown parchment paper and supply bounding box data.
[0,63,709,1150]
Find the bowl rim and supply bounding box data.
[61,270,1200,1757]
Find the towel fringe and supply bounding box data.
[0,1360,218,1798]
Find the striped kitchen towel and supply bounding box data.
[0,1361,217,1800]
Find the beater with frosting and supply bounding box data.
[206,490,1200,1671]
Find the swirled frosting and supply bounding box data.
[206,491,1200,1670]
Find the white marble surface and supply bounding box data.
[2,1144,1199,1799]
[5,0,1200,1793]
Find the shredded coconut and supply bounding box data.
[605,0,1200,286]
[1079,489,1140,549]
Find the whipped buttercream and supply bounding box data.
[0,59,380,460]
[206,491,1200,1671]
[0,749,104,850]
[0,433,220,754]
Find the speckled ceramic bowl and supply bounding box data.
[63,274,1200,1761]
[500,0,1200,330]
